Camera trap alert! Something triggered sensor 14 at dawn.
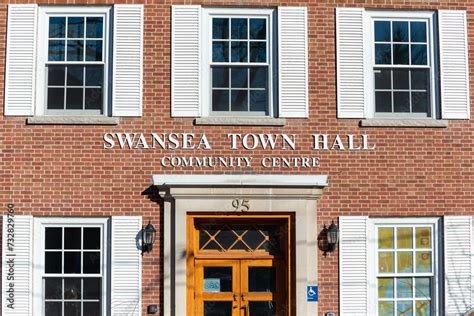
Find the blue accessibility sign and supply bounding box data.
[307,286,318,302]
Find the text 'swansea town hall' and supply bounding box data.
[0,0,473,315]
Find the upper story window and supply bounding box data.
[372,17,433,117]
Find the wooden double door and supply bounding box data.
[195,259,285,315]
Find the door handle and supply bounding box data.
[240,305,247,316]
[233,293,238,308]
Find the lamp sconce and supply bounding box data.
[326,221,339,253]
[142,221,156,254]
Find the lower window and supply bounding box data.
[374,219,438,316]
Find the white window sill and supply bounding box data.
[27,116,119,125]
[359,119,448,128]
[194,117,286,126]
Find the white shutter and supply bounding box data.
[171,5,201,117]
[4,5,37,116]
[444,216,472,314]
[439,10,470,120]
[336,8,366,119]
[278,7,308,118]
[111,216,142,315]
[2,215,33,315]
[112,5,144,117]
[339,216,368,315]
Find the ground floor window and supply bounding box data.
[374,219,438,316]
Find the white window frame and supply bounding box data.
[33,217,109,315]
[368,217,441,315]
[364,11,437,119]
[35,6,111,117]
[201,7,275,117]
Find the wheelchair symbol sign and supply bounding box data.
[307,286,318,302]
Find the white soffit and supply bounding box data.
[153,174,328,187]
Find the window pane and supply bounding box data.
[375,21,391,42]
[85,88,102,110]
[212,42,229,62]
[378,252,394,273]
[64,278,81,299]
[393,21,408,42]
[416,227,431,248]
[375,44,391,64]
[212,67,229,88]
[45,302,62,315]
[45,252,62,273]
[393,44,409,65]
[67,40,84,61]
[415,278,431,299]
[46,227,62,249]
[393,69,409,90]
[213,18,229,39]
[397,227,412,249]
[84,302,101,316]
[248,267,276,292]
[375,69,391,89]
[231,41,248,62]
[64,252,81,273]
[411,22,427,43]
[250,90,267,112]
[64,302,81,316]
[416,251,432,273]
[411,69,429,90]
[394,92,410,112]
[231,68,248,88]
[83,252,101,274]
[86,40,103,61]
[378,227,394,249]
[45,278,62,299]
[249,301,276,315]
[204,301,232,316]
[412,92,429,113]
[86,17,103,38]
[379,301,394,316]
[83,228,101,250]
[250,67,267,88]
[397,278,412,298]
[48,40,65,61]
[68,17,84,38]
[48,66,66,86]
[49,17,66,38]
[250,19,266,39]
[397,301,413,316]
[411,44,427,65]
[397,251,413,273]
[415,300,431,316]
[66,88,84,110]
[83,278,101,299]
[250,42,266,63]
[47,88,65,110]
[375,91,391,111]
[378,278,394,298]
[231,90,248,111]
[85,66,104,87]
[67,66,84,86]
[231,18,247,39]
[65,228,81,249]
[203,267,232,292]
[212,90,229,111]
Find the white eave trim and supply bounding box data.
[153,174,328,187]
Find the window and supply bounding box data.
[38,7,110,116]
[203,8,275,117]
[37,218,108,316]
[373,219,439,316]
[369,12,435,118]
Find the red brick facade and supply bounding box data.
[1,0,473,314]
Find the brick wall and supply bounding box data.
[0,0,473,314]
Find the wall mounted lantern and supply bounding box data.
[326,221,339,252]
[142,221,156,254]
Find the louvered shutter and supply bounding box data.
[278,7,308,118]
[111,216,142,315]
[171,5,201,117]
[336,8,366,119]
[439,10,470,119]
[339,216,368,315]
[2,215,33,315]
[112,5,144,117]
[4,5,37,116]
[444,216,472,314]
